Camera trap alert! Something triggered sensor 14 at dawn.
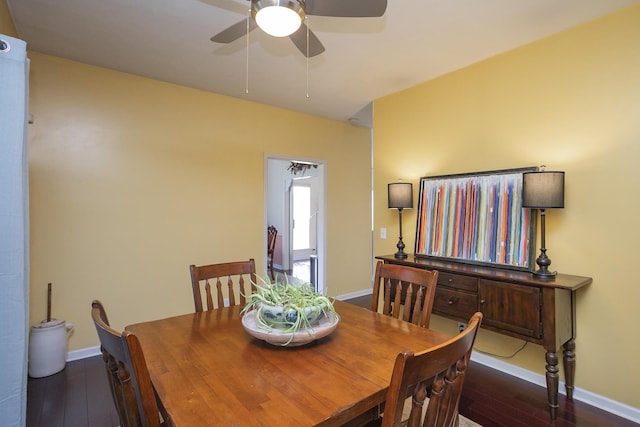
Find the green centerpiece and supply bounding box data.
[241,275,338,346]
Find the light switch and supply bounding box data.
[380,228,387,239]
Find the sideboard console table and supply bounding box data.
[375,254,592,420]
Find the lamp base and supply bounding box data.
[394,251,408,259]
[532,269,557,280]
[532,248,556,280]
[394,237,408,259]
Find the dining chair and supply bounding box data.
[267,226,278,280]
[189,258,257,312]
[371,260,439,328]
[380,311,483,427]
[91,300,173,427]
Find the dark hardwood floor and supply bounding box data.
[27,354,119,427]
[461,362,638,427]
[27,295,638,426]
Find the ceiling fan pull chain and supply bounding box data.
[245,9,250,94]
[306,16,310,99]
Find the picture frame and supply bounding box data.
[414,167,537,271]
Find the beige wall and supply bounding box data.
[0,0,17,37]
[27,53,373,351]
[374,4,640,408]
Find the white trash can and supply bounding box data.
[28,318,75,378]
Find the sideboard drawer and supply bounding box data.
[433,287,478,320]
[438,272,478,292]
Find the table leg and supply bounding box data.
[563,339,575,400]
[545,350,559,420]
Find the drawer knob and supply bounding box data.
[447,278,454,283]
[448,297,459,305]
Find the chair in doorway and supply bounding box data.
[91,300,174,427]
[267,226,278,280]
[189,259,257,312]
[371,260,439,328]
[380,312,483,427]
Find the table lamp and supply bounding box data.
[522,169,565,279]
[388,182,413,259]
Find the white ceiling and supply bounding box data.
[7,0,638,127]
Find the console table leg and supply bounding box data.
[545,351,559,420]
[563,339,576,400]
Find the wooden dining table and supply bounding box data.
[126,300,451,426]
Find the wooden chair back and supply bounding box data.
[189,258,257,312]
[267,226,278,280]
[91,300,172,427]
[381,312,483,427]
[371,261,439,328]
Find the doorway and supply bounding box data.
[265,157,326,293]
[289,176,319,286]
[291,177,318,262]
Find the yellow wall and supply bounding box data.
[0,0,17,37]
[374,4,640,408]
[27,53,373,351]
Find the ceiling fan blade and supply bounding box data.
[305,0,387,17]
[211,18,258,44]
[289,23,325,58]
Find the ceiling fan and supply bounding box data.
[210,0,387,58]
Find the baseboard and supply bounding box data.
[335,288,372,300]
[471,352,640,424]
[67,345,101,362]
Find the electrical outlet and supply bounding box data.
[457,322,467,333]
[380,227,387,239]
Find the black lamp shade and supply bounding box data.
[522,171,565,209]
[388,182,413,209]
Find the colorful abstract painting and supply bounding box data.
[415,168,536,270]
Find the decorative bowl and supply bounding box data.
[241,276,338,346]
[257,302,328,328]
[242,310,340,346]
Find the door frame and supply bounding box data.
[265,154,326,294]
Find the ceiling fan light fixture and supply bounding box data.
[253,0,305,38]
